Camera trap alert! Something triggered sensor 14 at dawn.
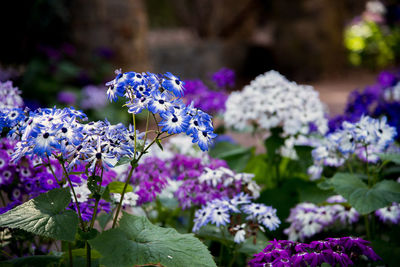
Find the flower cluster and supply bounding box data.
[80,85,108,110]
[0,81,23,109]
[249,237,381,267]
[128,157,170,205]
[211,67,235,89]
[193,193,280,243]
[183,80,228,114]
[329,70,400,138]
[224,71,328,136]
[8,107,141,173]
[285,195,359,241]
[309,115,397,180]
[105,70,216,151]
[0,138,114,220]
[375,202,400,224]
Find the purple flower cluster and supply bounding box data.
[80,85,108,110]
[0,80,23,109]
[285,196,359,241]
[57,91,77,106]
[329,70,400,137]
[211,68,236,89]
[0,138,114,220]
[168,154,262,210]
[249,237,381,267]
[183,80,228,113]
[129,157,170,205]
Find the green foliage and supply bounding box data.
[90,212,217,267]
[378,153,400,165]
[209,142,254,172]
[264,128,285,160]
[244,154,273,186]
[196,224,267,256]
[323,173,400,214]
[0,255,61,267]
[0,188,78,242]
[107,181,133,194]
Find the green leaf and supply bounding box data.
[209,142,253,172]
[328,173,400,214]
[244,155,274,187]
[87,175,101,194]
[90,212,216,267]
[115,157,131,167]
[107,181,133,194]
[97,212,114,231]
[378,153,400,164]
[78,228,99,241]
[156,138,164,151]
[1,255,61,267]
[0,188,78,241]
[264,127,284,159]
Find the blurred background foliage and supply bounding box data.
[0,0,400,118]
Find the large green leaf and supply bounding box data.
[378,153,400,165]
[209,142,253,172]
[327,173,400,214]
[0,188,78,242]
[90,212,216,267]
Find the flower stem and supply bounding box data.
[112,164,136,228]
[60,162,85,229]
[68,242,73,267]
[46,155,62,185]
[187,207,195,233]
[364,215,371,241]
[89,167,104,229]
[86,242,91,267]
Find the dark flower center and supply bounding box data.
[172,117,178,123]
[43,133,50,139]
[96,153,102,159]
[158,99,165,104]
[202,131,208,137]
[61,127,68,133]
[175,79,180,85]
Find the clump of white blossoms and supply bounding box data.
[224,71,328,136]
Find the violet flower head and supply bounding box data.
[57,91,77,105]
[80,85,108,110]
[377,70,397,87]
[249,237,380,267]
[211,68,235,88]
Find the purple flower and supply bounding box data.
[211,68,235,88]
[80,85,108,110]
[377,71,397,87]
[57,91,77,105]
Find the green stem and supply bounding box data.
[46,155,62,185]
[68,242,73,267]
[0,191,6,207]
[143,111,150,148]
[112,165,136,228]
[89,167,104,229]
[60,162,85,229]
[187,207,195,233]
[218,244,224,267]
[228,246,238,267]
[364,215,371,241]
[365,144,371,187]
[111,132,162,228]
[86,242,91,267]
[346,160,354,174]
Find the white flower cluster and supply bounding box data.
[224,71,328,136]
[199,167,261,198]
[308,115,397,180]
[284,195,359,241]
[0,81,23,109]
